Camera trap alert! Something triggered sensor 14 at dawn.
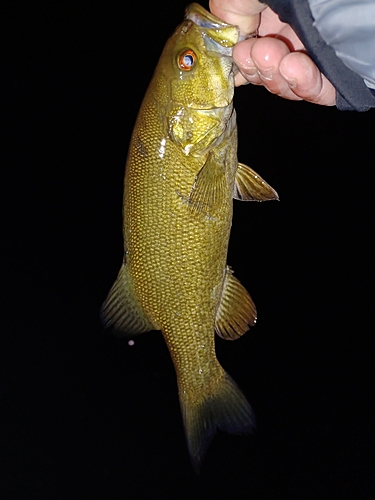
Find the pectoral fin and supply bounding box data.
[101,262,156,337]
[189,153,226,215]
[215,266,257,340]
[234,163,279,201]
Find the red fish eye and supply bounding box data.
[178,49,196,71]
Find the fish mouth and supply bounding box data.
[185,3,239,57]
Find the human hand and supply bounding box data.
[209,0,336,105]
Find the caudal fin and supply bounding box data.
[179,372,255,472]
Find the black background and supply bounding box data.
[3,0,374,498]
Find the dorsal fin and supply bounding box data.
[101,263,157,337]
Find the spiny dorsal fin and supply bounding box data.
[234,163,279,201]
[101,263,157,337]
[215,266,257,340]
[189,153,226,216]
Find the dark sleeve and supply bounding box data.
[261,0,375,111]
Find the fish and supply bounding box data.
[101,3,278,472]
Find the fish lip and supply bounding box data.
[185,3,239,57]
[185,3,236,35]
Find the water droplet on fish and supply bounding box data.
[158,138,167,158]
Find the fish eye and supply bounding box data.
[177,49,196,71]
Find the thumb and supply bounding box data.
[209,0,266,36]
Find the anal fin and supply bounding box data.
[234,163,279,201]
[101,263,156,337]
[215,266,257,340]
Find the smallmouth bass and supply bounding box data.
[102,3,278,471]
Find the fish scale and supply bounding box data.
[101,3,278,471]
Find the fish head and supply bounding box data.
[154,4,239,155]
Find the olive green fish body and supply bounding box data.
[126,105,237,388]
[102,4,278,471]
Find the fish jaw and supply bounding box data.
[185,2,239,53]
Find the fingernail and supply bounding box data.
[279,67,297,88]
[258,67,273,81]
[233,56,258,76]
[285,77,297,88]
[245,67,258,77]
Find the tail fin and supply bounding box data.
[180,372,255,472]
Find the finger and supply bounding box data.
[279,52,336,105]
[233,38,263,86]
[257,7,293,39]
[235,37,303,99]
[209,0,266,36]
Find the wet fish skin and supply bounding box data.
[101,3,278,471]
